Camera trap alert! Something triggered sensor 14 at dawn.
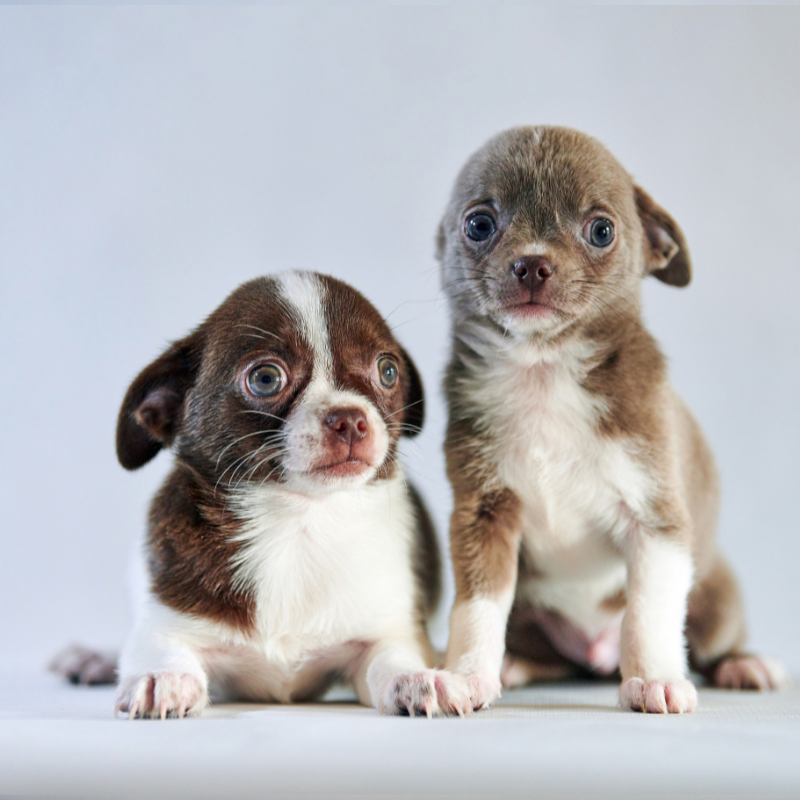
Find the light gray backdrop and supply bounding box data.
[1,7,798,670]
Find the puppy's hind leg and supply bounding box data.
[687,553,789,691]
[502,605,581,688]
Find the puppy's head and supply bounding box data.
[437,126,691,339]
[116,272,424,495]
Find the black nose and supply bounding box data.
[512,256,554,291]
[325,408,369,444]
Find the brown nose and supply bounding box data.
[325,408,368,444]
[512,256,554,291]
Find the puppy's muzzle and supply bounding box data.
[512,256,554,294]
[315,405,379,475]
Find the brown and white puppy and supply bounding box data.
[89,271,468,718]
[438,126,788,714]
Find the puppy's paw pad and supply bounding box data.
[714,656,789,691]
[49,644,117,686]
[620,677,697,714]
[116,673,207,719]
[465,671,502,711]
[381,670,470,718]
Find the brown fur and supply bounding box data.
[601,588,627,613]
[147,464,255,631]
[408,483,442,620]
[448,486,522,599]
[686,553,747,673]
[505,606,582,671]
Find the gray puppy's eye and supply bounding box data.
[247,364,285,398]
[586,218,615,248]
[465,212,496,242]
[377,357,399,389]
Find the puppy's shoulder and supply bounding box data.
[146,464,255,633]
[581,319,671,441]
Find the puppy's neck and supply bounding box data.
[453,307,653,389]
[229,472,403,510]
[453,315,597,372]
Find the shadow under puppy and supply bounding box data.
[58,271,468,718]
[438,126,788,714]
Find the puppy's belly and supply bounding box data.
[200,638,370,703]
[516,521,627,674]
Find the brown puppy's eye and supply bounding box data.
[584,218,615,248]
[377,357,399,389]
[465,212,496,242]
[247,364,285,398]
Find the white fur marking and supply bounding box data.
[620,534,693,682]
[446,592,514,708]
[519,242,548,257]
[456,322,649,641]
[229,475,418,664]
[278,271,333,384]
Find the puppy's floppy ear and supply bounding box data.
[399,345,425,438]
[634,185,692,288]
[116,333,203,470]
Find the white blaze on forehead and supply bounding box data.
[519,242,548,257]
[275,271,391,492]
[277,271,334,385]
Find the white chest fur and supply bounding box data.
[228,474,419,663]
[457,329,653,634]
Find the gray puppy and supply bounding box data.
[438,126,787,714]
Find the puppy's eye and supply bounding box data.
[585,218,615,248]
[465,212,496,242]
[247,364,285,398]
[377,357,399,389]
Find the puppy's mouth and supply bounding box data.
[503,300,557,317]
[312,457,373,478]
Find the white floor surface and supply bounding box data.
[0,662,798,799]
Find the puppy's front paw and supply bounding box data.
[380,670,471,717]
[713,656,789,691]
[116,673,207,719]
[620,677,697,714]
[465,671,502,711]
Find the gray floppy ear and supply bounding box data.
[116,333,203,470]
[634,185,692,288]
[435,219,446,262]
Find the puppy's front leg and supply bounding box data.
[116,618,209,719]
[445,487,522,711]
[353,639,471,717]
[620,524,697,714]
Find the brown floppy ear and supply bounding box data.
[399,345,425,438]
[116,333,203,470]
[634,185,692,288]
